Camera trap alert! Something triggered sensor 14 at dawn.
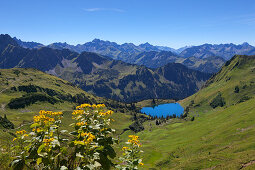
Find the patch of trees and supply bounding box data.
[16,85,59,96]
[71,93,91,104]
[11,85,93,105]
[7,93,58,109]
[210,93,226,108]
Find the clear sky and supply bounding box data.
[0,0,254,48]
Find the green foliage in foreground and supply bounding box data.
[0,68,137,169]
[11,104,143,170]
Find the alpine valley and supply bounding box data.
[1,33,255,169]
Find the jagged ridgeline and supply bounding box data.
[0,34,211,102]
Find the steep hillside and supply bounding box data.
[182,55,255,108]
[181,56,226,73]
[0,34,211,102]
[48,53,210,102]
[121,55,255,169]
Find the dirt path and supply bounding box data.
[240,160,255,169]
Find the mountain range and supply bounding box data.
[0,34,210,102]
[179,42,255,60]
[14,37,255,73]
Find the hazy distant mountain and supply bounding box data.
[129,51,180,68]
[0,34,210,102]
[122,50,225,73]
[180,43,255,60]
[13,37,44,49]
[156,45,190,54]
[47,39,161,60]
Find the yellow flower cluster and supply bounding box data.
[16,130,26,135]
[39,110,63,116]
[99,110,114,116]
[128,135,141,146]
[13,131,29,141]
[72,110,85,115]
[76,122,87,126]
[43,138,54,146]
[76,103,106,110]
[81,132,95,144]
[33,114,55,123]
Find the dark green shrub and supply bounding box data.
[129,121,144,132]
[234,86,239,93]
[210,93,226,108]
[238,96,252,103]
[191,117,195,121]
[0,115,14,129]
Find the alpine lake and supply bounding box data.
[140,103,184,118]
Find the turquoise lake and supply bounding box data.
[140,103,184,118]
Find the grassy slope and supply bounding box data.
[123,55,255,169]
[0,68,133,146]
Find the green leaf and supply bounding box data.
[37,158,42,165]
[37,144,45,154]
[30,123,40,128]
[105,145,116,159]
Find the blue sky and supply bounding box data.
[0,0,254,48]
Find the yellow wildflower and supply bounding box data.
[76,122,87,126]
[16,130,26,135]
[122,146,129,151]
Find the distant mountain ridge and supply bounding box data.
[179,43,255,60]
[13,36,255,73]
[0,34,210,102]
